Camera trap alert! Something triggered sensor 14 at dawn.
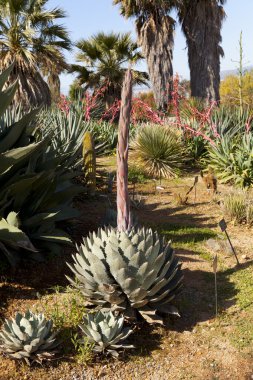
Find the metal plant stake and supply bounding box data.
[194,176,198,204]
[212,254,218,317]
[117,69,132,232]
[218,218,240,266]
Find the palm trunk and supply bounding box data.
[181,1,225,102]
[117,69,132,232]
[137,15,174,111]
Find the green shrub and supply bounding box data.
[128,165,147,183]
[208,133,253,188]
[222,192,247,224]
[221,190,253,225]
[131,124,185,179]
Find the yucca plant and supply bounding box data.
[67,70,183,324]
[79,311,133,357]
[0,310,59,365]
[131,124,185,179]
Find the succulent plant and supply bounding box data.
[131,124,185,179]
[67,226,183,324]
[0,310,59,365]
[0,64,82,264]
[79,310,133,357]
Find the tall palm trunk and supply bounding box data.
[180,1,226,102]
[137,15,174,111]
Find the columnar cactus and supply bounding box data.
[83,131,96,195]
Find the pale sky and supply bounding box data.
[48,0,253,94]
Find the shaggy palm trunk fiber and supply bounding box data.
[182,1,225,102]
[137,15,174,111]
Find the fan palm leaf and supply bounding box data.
[0,0,71,107]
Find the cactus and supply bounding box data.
[83,131,96,195]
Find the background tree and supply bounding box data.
[114,0,176,111]
[220,71,253,109]
[177,0,226,102]
[70,32,148,108]
[0,0,71,107]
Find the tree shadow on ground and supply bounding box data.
[166,260,253,333]
[136,201,218,229]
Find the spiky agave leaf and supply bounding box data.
[79,310,133,357]
[67,226,183,324]
[0,310,59,365]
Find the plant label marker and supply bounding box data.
[218,218,240,265]
[212,254,218,317]
[194,176,198,204]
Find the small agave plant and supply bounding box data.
[0,310,59,365]
[79,310,133,357]
[67,69,183,324]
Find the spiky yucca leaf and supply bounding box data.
[0,311,59,365]
[79,310,133,357]
[67,226,183,324]
[132,124,185,179]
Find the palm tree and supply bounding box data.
[71,32,148,108]
[0,0,71,107]
[177,0,226,102]
[114,0,176,111]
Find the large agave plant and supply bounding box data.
[79,310,133,357]
[0,64,83,264]
[0,311,59,365]
[67,227,183,324]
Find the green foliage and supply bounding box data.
[222,191,253,225]
[71,32,148,105]
[38,107,91,169]
[71,333,94,363]
[132,124,185,179]
[89,121,118,152]
[67,226,183,325]
[208,133,253,188]
[0,310,59,365]
[220,70,253,109]
[0,65,82,266]
[0,0,71,108]
[128,165,147,183]
[79,311,133,357]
